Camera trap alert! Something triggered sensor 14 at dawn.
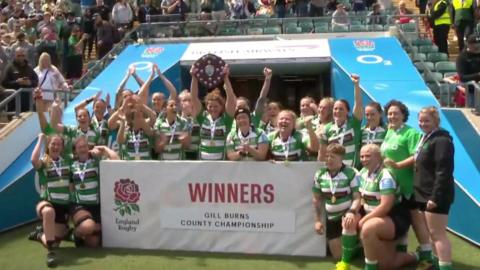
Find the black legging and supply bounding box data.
[455,20,474,52]
[433,24,450,55]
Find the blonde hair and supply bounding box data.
[204,89,225,108]
[360,143,382,159]
[278,109,297,122]
[38,52,52,70]
[178,89,191,100]
[42,134,64,166]
[326,143,346,157]
[419,106,440,127]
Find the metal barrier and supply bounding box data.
[0,88,72,119]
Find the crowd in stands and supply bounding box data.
[28,63,455,270]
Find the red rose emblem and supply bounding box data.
[114,179,140,203]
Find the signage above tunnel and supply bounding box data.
[180,39,330,64]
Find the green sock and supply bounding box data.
[396,244,408,252]
[364,258,378,270]
[341,234,358,263]
[419,249,433,262]
[432,254,440,270]
[439,261,452,270]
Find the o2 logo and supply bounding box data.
[356,55,392,66]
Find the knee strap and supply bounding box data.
[74,215,93,227]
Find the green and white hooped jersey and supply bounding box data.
[359,167,398,213]
[268,130,306,161]
[122,129,152,160]
[226,126,268,161]
[361,125,387,147]
[259,120,276,134]
[37,158,72,205]
[312,166,360,221]
[71,157,100,205]
[197,111,233,160]
[183,115,200,153]
[321,117,362,167]
[155,115,189,160]
[91,116,110,146]
[380,125,421,196]
[63,125,101,158]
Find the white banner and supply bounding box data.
[101,161,326,257]
[180,39,330,62]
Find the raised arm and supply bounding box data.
[34,88,49,132]
[254,67,272,115]
[50,99,65,134]
[190,65,202,117]
[155,65,177,101]
[116,115,127,145]
[223,64,236,117]
[351,74,363,121]
[75,91,101,112]
[31,133,46,169]
[305,116,319,154]
[137,64,156,105]
[114,67,133,110]
[91,145,120,160]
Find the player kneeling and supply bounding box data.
[358,144,417,270]
[70,137,119,247]
[312,144,361,269]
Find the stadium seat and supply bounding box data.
[298,21,314,32]
[249,19,267,28]
[351,19,362,25]
[367,24,384,31]
[247,27,264,35]
[404,46,419,54]
[218,27,242,36]
[414,61,434,73]
[350,25,367,32]
[423,72,443,83]
[285,26,302,34]
[332,24,349,32]
[255,14,271,19]
[263,26,281,35]
[435,61,457,74]
[418,45,439,54]
[411,53,427,62]
[185,13,198,21]
[266,19,281,27]
[412,38,434,46]
[427,52,449,63]
[315,23,329,33]
[400,22,417,32]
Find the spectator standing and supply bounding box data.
[59,12,77,71]
[10,32,36,67]
[35,28,59,67]
[161,0,188,17]
[34,52,69,107]
[274,0,288,18]
[36,12,57,34]
[394,1,414,24]
[23,16,37,45]
[210,0,227,20]
[429,0,451,55]
[81,8,95,59]
[42,0,56,13]
[456,34,480,107]
[65,25,87,79]
[112,0,133,28]
[309,0,327,17]
[95,13,115,59]
[93,0,112,21]
[451,0,475,51]
[2,47,39,112]
[367,3,386,25]
[138,0,159,23]
[230,0,254,19]
[331,4,350,28]
[294,0,308,17]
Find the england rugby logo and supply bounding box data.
[114,179,141,216]
[353,40,375,52]
[141,47,164,58]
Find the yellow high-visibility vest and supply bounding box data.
[434,0,451,26]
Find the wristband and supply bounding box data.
[87,97,94,103]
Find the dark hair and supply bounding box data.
[237,96,251,110]
[234,107,251,120]
[384,99,409,123]
[366,101,384,126]
[335,99,350,112]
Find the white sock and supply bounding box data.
[420,244,432,251]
